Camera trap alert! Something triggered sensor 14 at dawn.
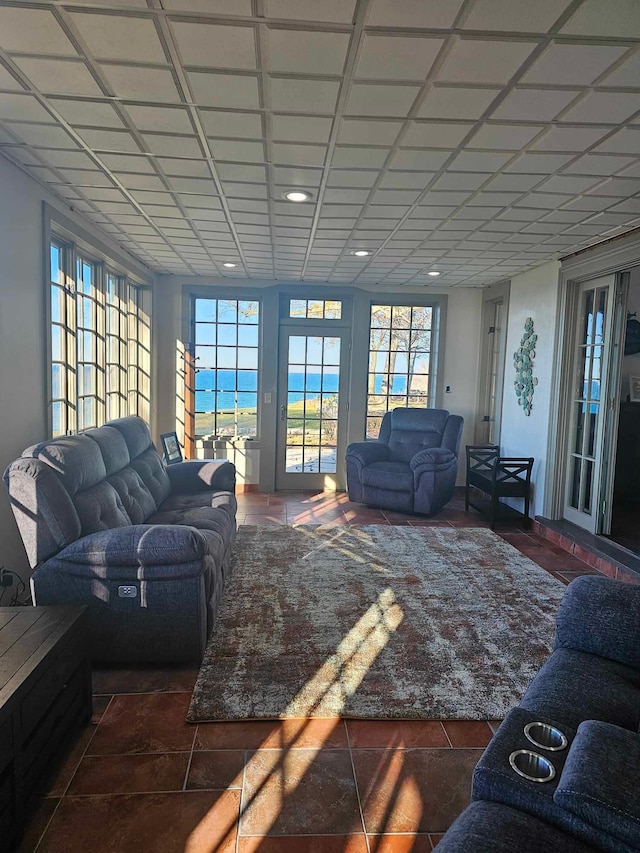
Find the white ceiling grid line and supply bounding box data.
[1,0,640,285]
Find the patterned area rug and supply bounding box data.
[188,525,565,722]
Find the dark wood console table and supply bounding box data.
[0,606,91,851]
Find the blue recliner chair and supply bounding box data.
[346,408,464,515]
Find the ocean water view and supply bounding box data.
[194,369,423,410]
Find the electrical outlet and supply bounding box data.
[118,585,137,598]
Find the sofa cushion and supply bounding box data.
[107,467,157,524]
[380,408,450,463]
[520,647,640,731]
[84,425,130,475]
[361,460,413,492]
[130,448,171,507]
[159,490,237,514]
[75,481,132,535]
[27,434,107,495]
[147,505,235,542]
[555,720,640,850]
[108,415,155,459]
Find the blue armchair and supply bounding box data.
[346,408,464,515]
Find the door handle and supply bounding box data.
[280,404,286,421]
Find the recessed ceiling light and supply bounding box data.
[223,262,237,268]
[352,250,371,257]
[428,271,441,276]
[283,190,312,202]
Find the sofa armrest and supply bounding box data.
[345,442,390,466]
[410,446,456,471]
[45,524,214,580]
[555,575,640,667]
[166,459,236,494]
[554,720,640,849]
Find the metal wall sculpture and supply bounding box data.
[514,318,537,416]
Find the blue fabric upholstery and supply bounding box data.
[346,407,463,515]
[3,416,237,663]
[438,576,640,853]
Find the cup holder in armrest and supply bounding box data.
[509,749,556,783]
[524,721,568,752]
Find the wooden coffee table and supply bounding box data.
[0,606,91,849]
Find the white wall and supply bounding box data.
[499,260,561,516]
[0,154,153,582]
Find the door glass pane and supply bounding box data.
[285,335,340,474]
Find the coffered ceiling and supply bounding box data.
[1,0,640,286]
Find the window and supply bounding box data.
[289,299,342,320]
[193,298,260,438]
[49,238,151,436]
[367,304,434,438]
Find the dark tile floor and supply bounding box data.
[22,490,603,853]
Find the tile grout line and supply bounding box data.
[182,725,199,792]
[345,719,372,853]
[235,748,250,853]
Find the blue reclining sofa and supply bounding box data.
[437,574,640,852]
[3,416,236,663]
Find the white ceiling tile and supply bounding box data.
[266,0,356,23]
[537,174,602,194]
[594,128,640,155]
[560,92,640,125]
[199,110,262,139]
[225,182,268,198]
[100,65,180,102]
[338,119,403,145]
[125,105,193,134]
[101,153,155,172]
[0,7,77,57]
[324,188,370,204]
[0,65,25,92]
[70,13,166,63]
[587,177,640,197]
[217,163,266,181]
[468,123,544,150]
[58,168,115,187]
[367,0,465,28]
[78,128,140,152]
[390,149,452,170]
[117,173,166,191]
[169,176,217,194]
[493,88,580,122]
[469,191,520,205]
[48,98,124,129]
[514,192,572,208]
[271,143,326,166]
[208,138,264,160]
[9,123,77,148]
[270,78,339,113]
[331,147,390,168]
[598,52,640,88]
[267,29,349,75]
[402,122,474,147]
[355,35,443,81]
[561,0,640,37]
[188,71,260,109]
[522,44,627,85]
[432,172,491,191]
[171,22,257,69]
[420,190,472,206]
[40,149,96,169]
[380,171,433,189]
[563,154,637,176]
[506,152,574,172]
[484,173,541,192]
[533,126,609,152]
[271,114,332,143]
[327,170,378,187]
[449,151,513,171]
[417,86,499,120]
[617,162,640,179]
[0,93,54,123]
[437,40,537,85]
[345,84,420,117]
[143,134,203,157]
[462,0,573,31]
[273,166,322,186]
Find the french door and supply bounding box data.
[563,276,616,532]
[276,327,350,490]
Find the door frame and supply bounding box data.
[475,280,510,445]
[275,324,351,491]
[544,233,640,522]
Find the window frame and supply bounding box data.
[45,205,153,437]
[190,294,262,441]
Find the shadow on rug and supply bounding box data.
[188,525,565,722]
